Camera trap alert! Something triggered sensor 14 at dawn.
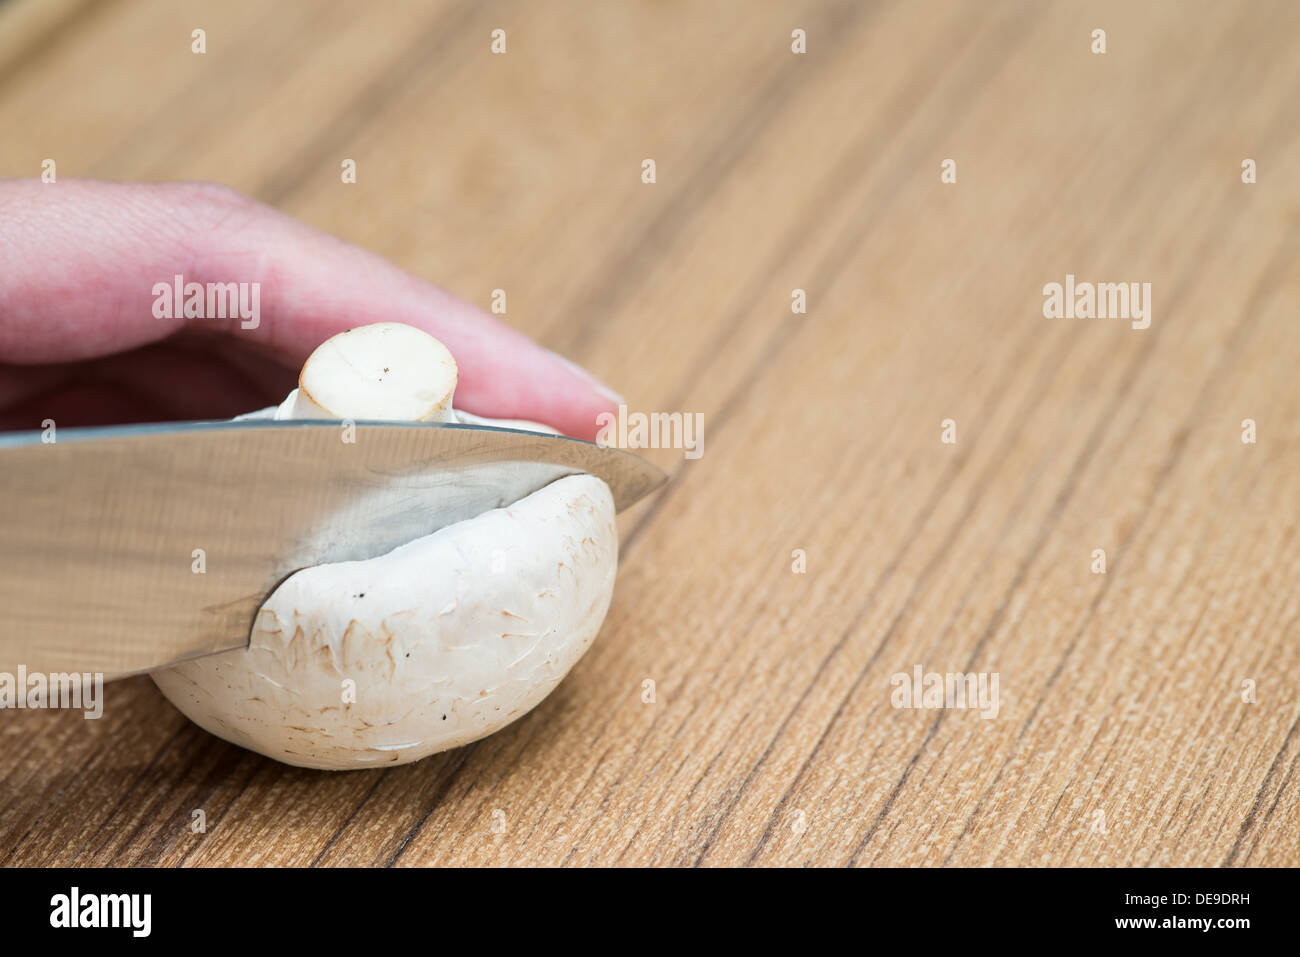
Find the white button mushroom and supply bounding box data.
[151,323,617,770]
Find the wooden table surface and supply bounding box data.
[1,0,1297,867]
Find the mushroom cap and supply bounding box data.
[151,474,616,769]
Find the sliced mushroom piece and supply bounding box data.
[151,323,618,770]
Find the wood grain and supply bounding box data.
[1,0,1297,866]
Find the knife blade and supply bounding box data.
[0,420,665,678]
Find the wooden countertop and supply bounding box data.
[1,0,1297,866]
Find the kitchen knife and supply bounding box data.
[0,420,666,678]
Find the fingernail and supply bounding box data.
[546,349,625,405]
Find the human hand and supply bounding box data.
[0,179,622,438]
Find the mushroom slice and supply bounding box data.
[151,322,619,770]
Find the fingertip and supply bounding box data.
[531,351,625,440]
[558,384,624,442]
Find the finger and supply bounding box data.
[0,179,622,438]
[0,340,295,430]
